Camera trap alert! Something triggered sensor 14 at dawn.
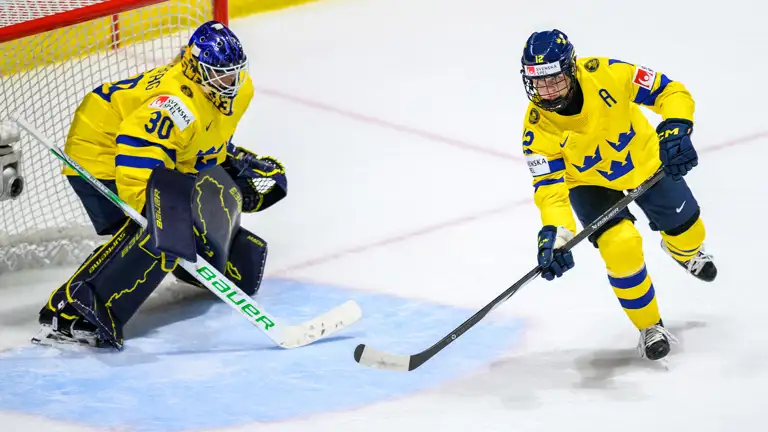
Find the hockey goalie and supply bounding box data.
[33,21,288,349]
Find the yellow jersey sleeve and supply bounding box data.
[611,59,695,121]
[522,108,577,234]
[115,95,198,212]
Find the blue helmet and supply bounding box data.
[187,21,249,98]
[520,29,577,111]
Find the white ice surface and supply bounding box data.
[1,0,765,430]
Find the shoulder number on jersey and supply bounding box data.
[632,66,656,90]
[93,74,145,102]
[148,96,196,131]
[145,112,175,140]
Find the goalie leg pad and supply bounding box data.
[190,166,243,271]
[171,165,244,288]
[226,227,268,296]
[40,219,173,349]
[174,228,268,296]
[145,167,197,263]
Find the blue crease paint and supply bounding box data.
[0,278,520,431]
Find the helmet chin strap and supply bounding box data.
[541,97,569,111]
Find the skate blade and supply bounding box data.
[656,357,671,371]
[31,325,100,348]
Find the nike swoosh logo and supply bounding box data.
[676,201,686,213]
[560,135,569,148]
[206,120,212,131]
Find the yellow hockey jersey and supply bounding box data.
[521,57,695,233]
[63,59,254,212]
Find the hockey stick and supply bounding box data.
[354,169,666,371]
[12,114,362,349]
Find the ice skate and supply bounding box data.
[638,320,678,362]
[31,305,101,348]
[661,240,717,282]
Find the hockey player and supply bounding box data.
[33,21,288,349]
[519,29,716,361]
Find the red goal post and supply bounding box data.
[0,0,228,271]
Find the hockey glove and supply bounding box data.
[657,118,697,181]
[537,225,575,281]
[225,144,286,179]
[223,144,287,213]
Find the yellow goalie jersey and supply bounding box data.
[521,57,695,233]
[63,60,254,212]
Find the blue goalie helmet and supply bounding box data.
[520,29,577,111]
[187,21,249,97]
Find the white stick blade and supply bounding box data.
[278,300,363,349]
[354,345,411,371]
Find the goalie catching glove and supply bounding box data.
[223,143,287,212]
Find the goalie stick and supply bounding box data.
[353,168,666,371]
[12,114,362,349]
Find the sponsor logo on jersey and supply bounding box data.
[526,154,551,176]
[148,95,196,131]
[148,95,169,108]
[524,62,562,77]
[632,66,656,90]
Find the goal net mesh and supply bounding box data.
[0,0,215,272]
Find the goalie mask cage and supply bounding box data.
[0,0,228,272]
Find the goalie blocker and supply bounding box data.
[35,164,274,349]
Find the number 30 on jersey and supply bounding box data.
[145,111,174,140]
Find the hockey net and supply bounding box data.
[0,0,227,272]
